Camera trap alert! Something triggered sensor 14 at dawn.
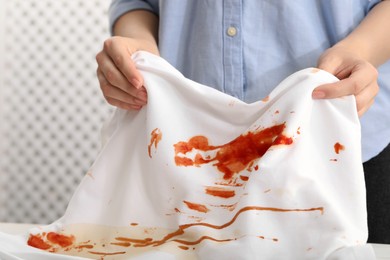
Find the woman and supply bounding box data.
[96,0,390,243]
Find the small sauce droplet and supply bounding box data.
[148,128,162,158]
[205,186,235,198]
[334,142,345,154]
[183,200,209,213]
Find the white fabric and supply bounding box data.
[0,52,373,259]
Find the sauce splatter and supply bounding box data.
[148,128,162,158]
[183,200,209,213]
[210,202,238,211]
[205,186,235,198]
[47,232,74,247]
[258,236,279,242]
[334,142,345,154]
[111,242,131,247]
[240,175,249,181]
[174,123,293,180]
[75,244,94,249]
[118,205,323,248]
[88,251,126,255]
[28,232,74,250]
[173,236,234,246]
[27,234,51,250]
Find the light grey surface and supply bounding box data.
[0,0,112,224]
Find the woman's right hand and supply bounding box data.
[96,36,159,110]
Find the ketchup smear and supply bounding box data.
[174,123,293,179]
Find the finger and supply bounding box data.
[97,68,147,106]
[97,51,141,96]
[106,97,143,111]
[357,97,375,117]
[103,38,144,89]
[355,81,378,115]
[313,64,376,99]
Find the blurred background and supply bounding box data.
[0,0,113,224]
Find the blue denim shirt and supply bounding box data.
[109,0,390,162]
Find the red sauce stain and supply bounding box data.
[178,245,189,250]
[211,202,238,211]
[88,251,126,255]
[115,237,153,244]
[110,242,131,247]
[297,127,301,135]
[174,123,292,180]
[215,180,243,187]
[334,142,345,154]
[183,200,209,213]
[187,216,205,222]
[130,223,139,226]
[123,205,323,248]
[205,186,235,198]
[240,175,249,181]
[274,110,280,114]
[254,165,259,171]
[27,234,51,250]
[174,207,181,213]
[148,128,162,158]
[257,236,278,242]
[75,244,94,249]
[173,236,234,246]
[47,232,74,247]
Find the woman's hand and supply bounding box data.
[314,45,379,117]
[96,36,158,110]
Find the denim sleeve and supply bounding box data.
[108,0,159,35]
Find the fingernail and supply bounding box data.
[131,78,142,89]
[312,90,326,99]
[137,90,147,101]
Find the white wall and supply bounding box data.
[0,0,112,224]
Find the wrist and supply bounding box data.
[130,37,159,56]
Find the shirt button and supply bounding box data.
[227,26,237,37]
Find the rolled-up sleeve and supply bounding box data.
[109,0,158,35]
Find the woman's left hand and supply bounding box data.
[314,45,379,117]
